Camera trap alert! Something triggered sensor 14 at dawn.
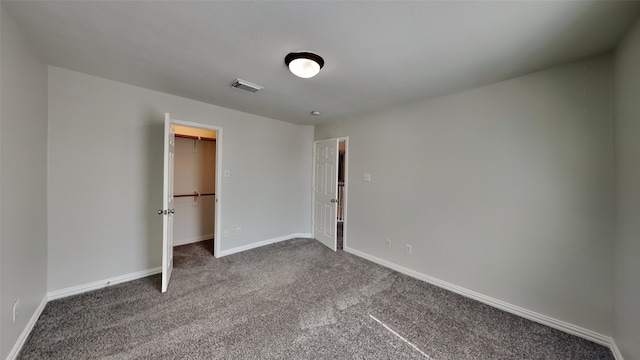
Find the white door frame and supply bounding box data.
[311,137,349,250]
[340,137,349,250]
[170,119,223,257]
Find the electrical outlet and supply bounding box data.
[235,227,242,236]
[405,244,412,254]
[385,239,391,248]
[12,299,20,322]
[223,230,229,238]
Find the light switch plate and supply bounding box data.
[363,173,371,182]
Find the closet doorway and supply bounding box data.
[337,139,346,250]
[171,123,221,258]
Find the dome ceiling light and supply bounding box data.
[285,52,324,79]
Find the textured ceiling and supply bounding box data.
[3,1,640,125]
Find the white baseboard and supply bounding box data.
[6,296,47,360]
[173,234,213,247]
[47,267,162,301]
[217,233,312,257]
[344,246,617,350]
[610,340,624,360]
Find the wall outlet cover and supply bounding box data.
[405,245,412,254]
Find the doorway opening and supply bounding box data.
[172,125,218,260]
[337,140,346,250]
[158,113,222,292]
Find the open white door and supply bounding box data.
[161,113,175,292]
[314,138,339,251]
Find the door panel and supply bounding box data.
[313,139,339,251]
[161,113,175,292]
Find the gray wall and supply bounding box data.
[47,67,313,292]
[315,55,614,335]
[613,16,640,360]
[0,9,48,359]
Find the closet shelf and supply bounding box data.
[175,134,216,142]
[174,192,215,198]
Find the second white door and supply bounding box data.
[314,139,339,251]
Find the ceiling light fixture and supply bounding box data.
[310,111,321,116]
[285,52,324,78]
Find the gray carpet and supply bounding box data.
[19,239,613,359]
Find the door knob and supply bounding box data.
[170,209,175,214]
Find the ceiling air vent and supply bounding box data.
[229,78,263,94]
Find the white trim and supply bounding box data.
[338,137,349,249]
[217,233,312,257]
[173,234,214,247]
[6,296,47,360]
[344,246,615,348]
[47,267,162,301]
[610,340,625,360]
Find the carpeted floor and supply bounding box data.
[19,239,613,359]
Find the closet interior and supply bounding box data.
[173,125,217,255]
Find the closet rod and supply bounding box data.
[175,134,216,142]
[174,193,215,198]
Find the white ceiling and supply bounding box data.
[3,1,640,125]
